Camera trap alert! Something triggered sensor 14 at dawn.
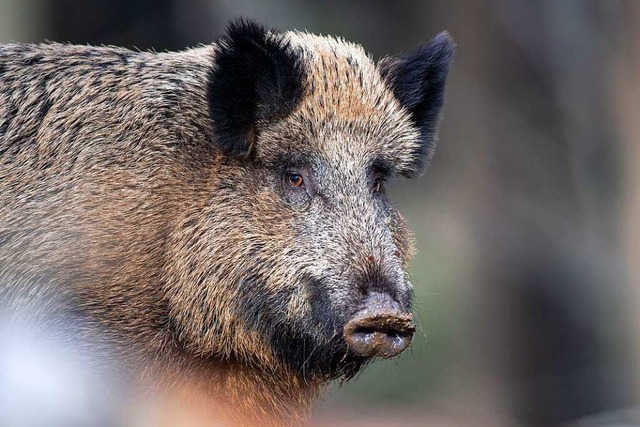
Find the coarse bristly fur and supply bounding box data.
[0,18,454,426]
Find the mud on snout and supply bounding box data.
[343,292,415,359]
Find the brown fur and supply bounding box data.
[0,21,453,426]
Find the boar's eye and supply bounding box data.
[286,173,305,188]
[372,176,385,193]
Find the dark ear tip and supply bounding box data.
[433,30,455,46]
[429,31,456,59]
[224,17,269,44]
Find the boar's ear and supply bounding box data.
[379,32,455,176]
[207,19,306,158]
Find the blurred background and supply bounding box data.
[1,1,638,426]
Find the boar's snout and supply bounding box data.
[343,292,415,359]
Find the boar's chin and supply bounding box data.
[267,321,371,381]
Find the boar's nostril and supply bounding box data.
[343,311,415,359]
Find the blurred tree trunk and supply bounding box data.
[432,1,633,425]
[615,0,640,405]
